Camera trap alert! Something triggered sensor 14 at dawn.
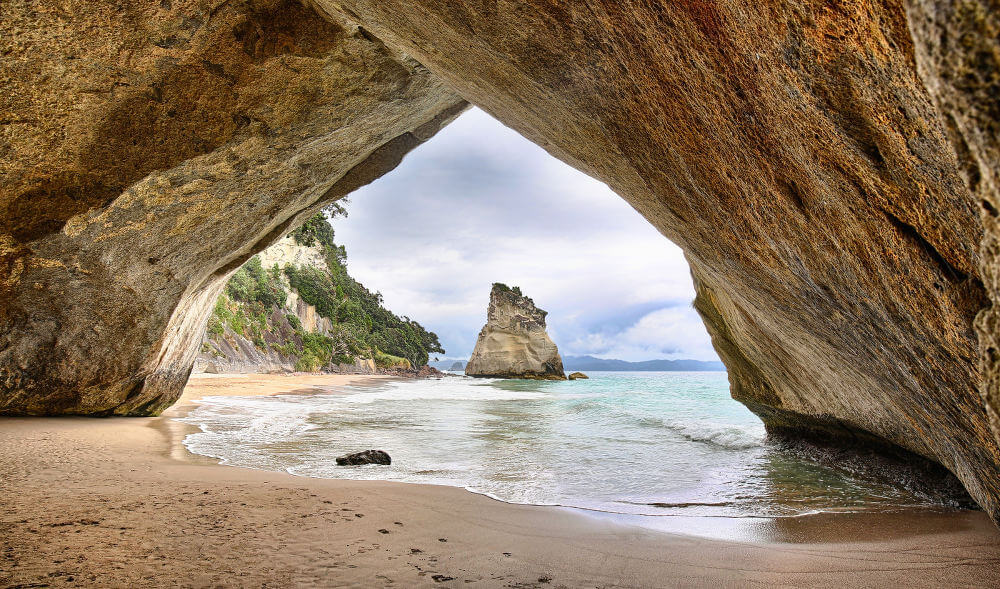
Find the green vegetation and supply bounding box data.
[226,256,286,309]
[295,332,336,372]
[493,282,523,297]
[290,211,337,249]
[204,204,444,371]
[374,350,411,370]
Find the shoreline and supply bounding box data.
[155,372,397,464]
[3,373,1000,587]
[172,373,982,543]
[172,374,993,544]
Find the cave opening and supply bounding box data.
[185,107,975,532]
[5,2,1000,581]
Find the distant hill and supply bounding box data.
[429,359,466,371]
[429,356,725,372]
[562,355,726,372]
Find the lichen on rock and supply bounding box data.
[0,0,465,415]
[465,283,566,380]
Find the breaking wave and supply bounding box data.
[178,371,948,518]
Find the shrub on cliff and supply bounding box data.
[294,332,336,371]
[207,208,444,370]
[289,202,347,249]
[374,350,411,370]
[226,256,286,309]
[284,213,445,367]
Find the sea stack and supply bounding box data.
[465,284,566,380]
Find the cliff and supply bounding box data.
[465,284,565,380]
[195,213,440,374]
[316,0,1000,522]
[194,235,370,374]
[4,0,1000,524]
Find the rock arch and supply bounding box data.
[3,0,1000,522]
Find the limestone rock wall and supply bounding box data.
[195,236,334,373]
[0,0,466,415]
[323,0,1000,519]
[257,235,334,334]
[195,325,376,375]
[466,284,565,380]
[901,0,1000,463]
[196,324,298,375]
[258,236,329,276]
[4,0,1000,523]
[285,290,334,336]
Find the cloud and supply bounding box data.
[567,306,719,361]
[335,108,718,362]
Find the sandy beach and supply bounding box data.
[2,373,1000,588]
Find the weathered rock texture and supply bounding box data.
[0,0,465,415]
[335,449,391,466]
[4,0,1000,522]
[196,319,298,375]
[194,236,374,374]
[257,236,334,335]
[466,284,565,380]
[903,0,1000,475]
[317,0,1000,518]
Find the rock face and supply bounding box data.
[465,284,565,380]
[335,450,391,466]
[908,0,1000,484]
[0,0,465,415]
[314,0,1000,522]
[4,0,1000,523]
[194,236,334,374]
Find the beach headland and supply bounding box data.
[2,373,999,588]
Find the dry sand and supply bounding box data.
[2,373,1000,588]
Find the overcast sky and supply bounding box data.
[335,108,717,362]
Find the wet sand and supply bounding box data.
[2,373,999,587]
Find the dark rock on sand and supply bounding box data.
[336,450,391,466]
[416,365,444,378]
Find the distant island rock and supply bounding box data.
[562,355,726,372]
[449,361,465,371]
[465,283,566,380]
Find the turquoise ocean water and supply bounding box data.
[179,371,954,518]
